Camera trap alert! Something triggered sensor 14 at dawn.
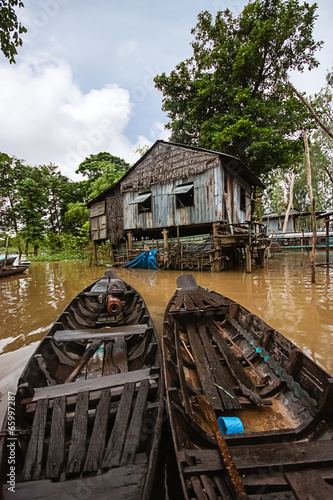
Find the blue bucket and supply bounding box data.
[218,416,244,435]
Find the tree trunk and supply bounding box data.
[25,241,29,258]
[290,83,333,140]
[303,131,317,283]
[282,171,295,233]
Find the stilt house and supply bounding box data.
[88,141,265,270]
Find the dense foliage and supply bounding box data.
[0,151,129,257]
[0,0,26,63]
[155,0,322,176]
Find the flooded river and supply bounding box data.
[0,253,332,424]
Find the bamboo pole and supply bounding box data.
[282,171,295,233]
[290,83,333,140]
[303,131,317,283]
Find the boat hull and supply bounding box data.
[0,270,164,500]
[163,274,333,499]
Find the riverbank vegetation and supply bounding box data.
[0,153,129,259]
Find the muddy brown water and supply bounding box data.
[1,254,333,424]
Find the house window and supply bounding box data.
[129,192,152,213]
[240,188,246,212]
[171,183,194,209]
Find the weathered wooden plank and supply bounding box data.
[103,341,118,375]
[191,476,208,500]
[30,368,152,401]
[198,323,241,410]
[207,319,263,406]
[86,343,104,379]
[285,469,333,499]
[7,463,147,500]
[186,322,223,412]
[83,389,112,472]
[190,291,210,310]
[231,440,333,471]
[21,398,48,481]
[65,339,101,383]
[200,475,218,500]
[45,396,66,479]
[174,322,192,415]
[66,391,89,474]
[121,379,150,466]
[183,292,196,311]
[102,382,135,469]
[169,292,184,312]
[34,355,57,386]
[112,336,128,373]
[52,324,148,342]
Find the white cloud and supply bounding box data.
[0,55,144,178]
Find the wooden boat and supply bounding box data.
[0,270,164,500]
[163,274,333,500]
[0,262,30,278]
[0,255,17,266]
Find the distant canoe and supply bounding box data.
[0,262,30,278]
[163,274,333,499]
[0,270,163,500]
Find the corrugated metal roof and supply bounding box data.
[170,184,193,195]
[129,192,151,204]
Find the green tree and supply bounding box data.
[76,152,130,182]
[155,1,322,176]
[0,153,27,235]
[17,166,48,256]
[0,0,26,63]
[63,201,89,235]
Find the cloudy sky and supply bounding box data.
[0,0,332,179]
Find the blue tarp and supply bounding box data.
[123,250,159,270]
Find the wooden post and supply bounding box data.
[213,223,220,271]
[110,245,114,265]
[246,244,252,273]
[303,130,317,283]
[93,240,98,265]
[162,228,169,251]
[326,218,330,265]
[127,231,133,250]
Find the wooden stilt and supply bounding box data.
[326,218,330,265]
[246,244,252,273]
[93,240,98,265]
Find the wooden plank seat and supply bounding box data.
[5,463,148,500]
[182,440,333,477]
[51,324,148,342]
[23,368,157,402]
[21,379,154,484]
[231,439,333,472]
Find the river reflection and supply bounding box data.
[0,253,332,422]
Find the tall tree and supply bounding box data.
[155,1,322,176]
[0,0,26,63]
[76,152,130,183]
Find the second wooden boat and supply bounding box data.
[0,270,164,500]
[163,274,333,499]
[0,262,30,278]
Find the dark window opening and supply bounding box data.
[240,188,246,212]
[129,192,152,213]
[171,184,194,209]
[138,196,152,214]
